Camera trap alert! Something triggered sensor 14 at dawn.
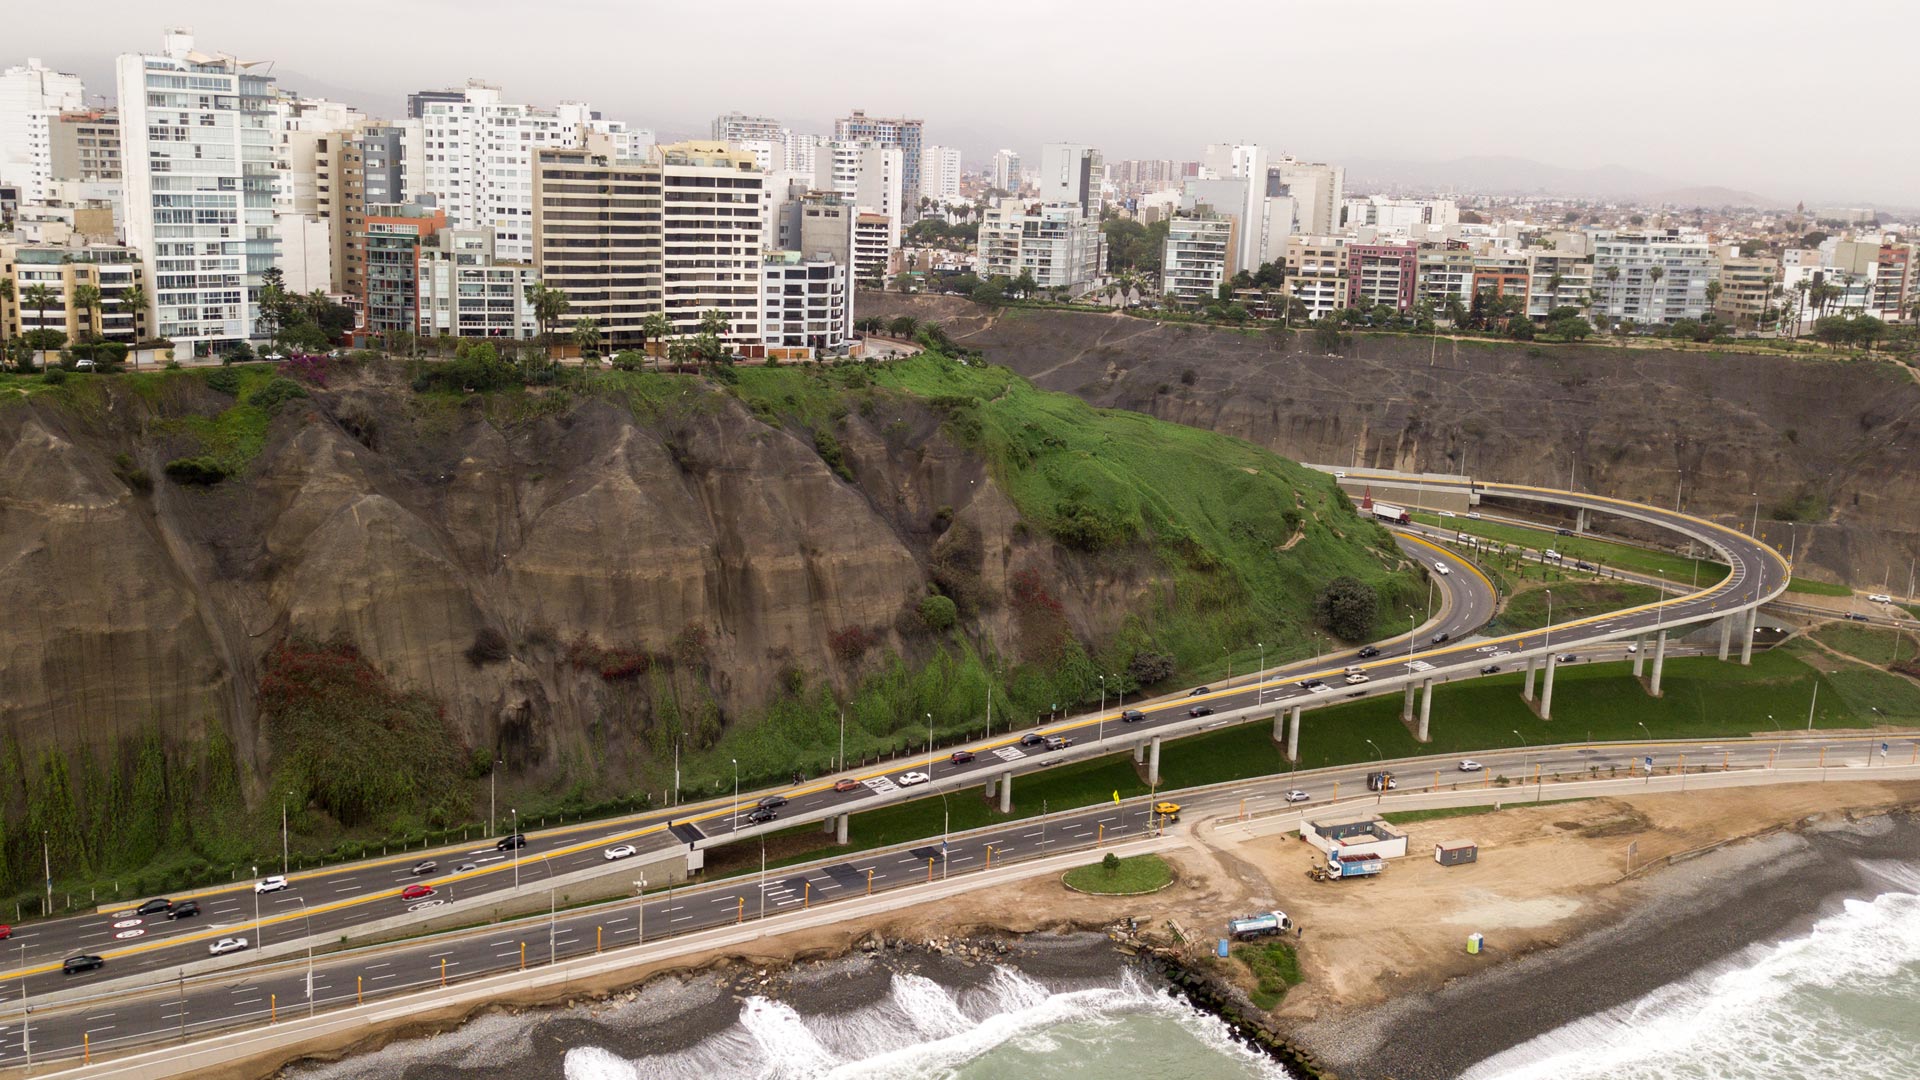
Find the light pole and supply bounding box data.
[542,854,556,962]
[1806,682,1819,730]
[1365,738,1386,804]
[20,943,29,1070]
[673,733,681,806]
[731,758,740,832]
[1751,492,1760,537]
[838,710,846,773]
[1098,674,1107,723]
[926,713,935,775]
[282,792,293,876]
[1545,588,1554,656]
[636,876,646,944]
[42,830,51,917]
[1512,728,1530,779]
[511,808,519,888]
[290,897,314,1016]
[1257,641,1265,698]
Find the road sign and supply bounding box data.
[1643,756,1654,772]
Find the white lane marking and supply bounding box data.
[671,916,693,924]
[991,747,1026,763]
[862,777,899,794]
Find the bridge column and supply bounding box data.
[1416,680,1434,742]
[1740,608,1757,666]
[1286,706,1302,762]
[1147,737,1162,786]
[1273,711,1286,742]
[1540,656,1558,720]
[1576,507,1590,534]
[1718,618,1732,661]
[998,773,1012,813]
[836,813,849,845]
[1650,630,1669,696]
[984,777,996,799]
[1403,681,1417,722]
[1522,657,1538,701]
[1132,743,1146,765]
[823,815,837,836]
[1632,636,1646,677]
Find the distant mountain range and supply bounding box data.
[1342,154,1782,208]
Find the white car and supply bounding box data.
[1433,562,1451,576]
[1344,672,1371,685]
[1542,549,1562,561]
[1333,470,1346,479]
[604,844,637,861]
[1869,594,1893,604]
[1283,789,1311,803]
[208,936,249,956]
[253,876,288,894]
[1626,642,1639,653]
[1438,510,1456,518]
[1458,759,1484,772]
[898,771,931,787]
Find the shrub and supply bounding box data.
[164,456,229,485]
[1102,852,1121,874]
[1127,651,1177,687]
[205,368,243,396]
[41,367,67,386]
[919,594,958,632]
[1050,498,1134,551]
[1314,576,1378,641]
[828,624,878,663]
[813,429,853,481]
[251,377,309,413]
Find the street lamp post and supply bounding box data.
[1512,728,1530,779]
[1098,675,1107,724]
[838,710,846,774]
[1257,641,1265,699]
[731,758,740,834]
[511,808,519,888]
[282,792,293,876]
[926,713,935,775]
[1751,492,1760,537]
[1364,738,1386,803]
[291,897,314,1016]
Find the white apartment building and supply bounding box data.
[557,102,653,161]
[712,112,782,143]
[1161,214,1235,305]
[991,149,1021,192]
[853,213,893,284]
[1342,195,1459,230]
[814,140,902,251]
[976,200,1105,294]
[660,141,767,344]
[761,250,851,358]
[0,59,87,206]
[1039,143,1103,216]
[1271,159,1344,238]
[417,82,582,262]
[923,144,962,201]
[1589,229,1717,324]
[116,29,279,358]
[417,225,536,339]
[1417,249,1475,311]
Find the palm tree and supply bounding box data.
[640,312,672,371]
[22,283,56,370]
[695,308,730,372]
[524,282,571,351]
[0,276,13,336]
[571,316,601,362]
[1604,266,1621,283]
[71,283,101,344]
[117,285,149,360]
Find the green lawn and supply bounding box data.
[1489,582,1663,635]
[1235,940,1303,1010]
[1811,623,1920,667]
[1382,799,1586,825]
[1787,577,1855,597]
[1062,853,1173,895]
[1413,513,1729,584]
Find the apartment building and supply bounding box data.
[834,110,922,220]
[116,29,280,358]
[853,213,893,284]
[991,149,1020,193]
[0,242,146,342]
[1270,159,1344,237]
[1588,229,1716,324]
[761,250,850,358]
[1713,254,1780,327]
[658,142,766,343]
[49,110,121,183]
[0,59,87,206]
[362,207,446,337]
[977,200,1105,294]
[531,145,663,349]
[1472,253,1530,302]
[1283,236,1347,320]
[794,191,856,267]
[1345,243,1417,311]
[1872,243,1914,322]
[416,82,581,262]
[814,140,903,252]
[923,144,962,201]
[1417,248,1474,311]
[1525,251,1595,318]
[712,112,783,143]
[417,225,536,339]
[1161,214,1236,305]
[1039,143,1102,216]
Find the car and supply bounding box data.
[400,884,434,900]
[1480,664,1502,675]
[1344,672,1371,685]
[1433,562,1451,576]
[1357,645,1380,659]
[1020,733,1047,747]
[1626,642,1639,653]
[1297,677,1323,689]
[0,924,10,940]
[1043,735,1074,751]
[1283,789,1311,803]
[1438,510,1456,518]
[1188,705,1214,718]
[1870,594,1894,604]
[1556,528,1572,537]
[1188,686,1212,697]
[410,860,438,876]
[207,937,249,957]
[1575,561,1596,571]
[757,794,789,810]
[605,844,638,860]
[495,834,527,851]
[1557,653,1578,663]
[1333,470,1347,479]
[135,898,173,917]
[1458,760,1485,772]
[1120,709,1146,723]
[949,749,976,764]
[168,900,200,920]
[1431,632,1451,645]
[1847,612,1871,622]
[1152,801,1182,819]
[834,778,861,793]
[254,876,288,894]
[746,806,779,824]
[62,955,105,975]
[453,863,477,874]
[1347,691,1367,698]
[898,771,931,786]
[1543,548,1563,561]
[74,357,95,371]
[1457,531,1472,542]
[1466,512,1482,520]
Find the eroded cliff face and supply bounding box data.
[0,364,1167,798]
[863,295,1920,589]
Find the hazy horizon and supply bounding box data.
[12,0,1917,206]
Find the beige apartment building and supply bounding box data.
[1284,236,1347,320]
[1,241,146,342]
[1714,255,1780,327]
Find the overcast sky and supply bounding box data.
[15,0,1918,206]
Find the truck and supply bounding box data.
[1228,910,1293,940]
[1367,770,1396,792]
[1370,502,1410,525]
[1315,851,1386,880]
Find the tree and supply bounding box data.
[525,282,571,348]
[918,594,957,632]
[1647,265,1665,285]
[1704,280,1722,307]
[118,284,148,343]
[1102,852,1121,876]
[1312,321,1346,354]
[22,283,56,370]
[694,308,730,371]
[70,283,101,343]
[257,267,292,353]
[1012,268,1037,298]
[888,315,919,339]
[571,316,601,360]
[1127,651,1176,687]
[1604,265,1621,283]
[1313,576,1378,641]
[640,312,673,370]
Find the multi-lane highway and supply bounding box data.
[0,478,1790,1022]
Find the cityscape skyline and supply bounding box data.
[9,0,1918,208]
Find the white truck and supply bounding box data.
[1228,910,1293,940]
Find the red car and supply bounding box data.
[949,750,976,764]
[0,924,11,940]
[833,778,860,793]
[400,884,434,901]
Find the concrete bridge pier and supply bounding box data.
[1286,706,1301,762]
[1740,608,1757,665]
[1575,507,1591,534]
[998,773,1012,813]
[1132,743,1146,765]
[1147,737,1162,786]
[837,814,848,844]
[1718,618,1733,661]
[1540,655,1558,719]
[1416,680,1434,742]
[1649,630,1669,696]
[1403,681,1417,722]
[984,777,996,799]
[1632,635,1647,677]
[1523,657,1538,702]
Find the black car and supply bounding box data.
[949,749,976,764]
[1297,678,1324,689]
[1188,705,1214,718]
[1575,561,1595,571]
[1120,709,1146,723]
[1430,632,1450,645]
[747,806,778,824]
[1480,664,1502,675]
[410,860,438,875]
[1847,613,1871,622]
[62,955,104,975]
[1188,686,1211,697]
[757,794,788,809]
[1357,645,1380,659]
[496,834,527,850]
[168,900,201,920]
[1556,527,1573,536]
[135,898,172,917]
[1020,733,1046,747]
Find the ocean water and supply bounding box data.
[1464,859,1920,1080]
[563,966,1293,1080]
